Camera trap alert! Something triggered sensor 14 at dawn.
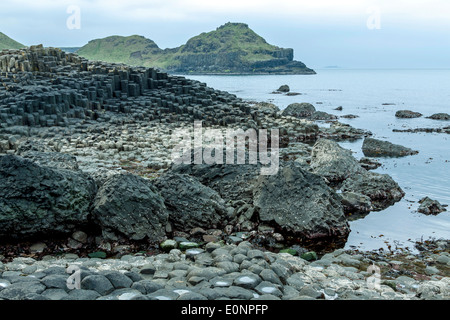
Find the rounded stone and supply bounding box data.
[233,274,261,289]
[72,231,88,244]
[80,275,114,296]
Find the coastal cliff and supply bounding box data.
[77,23,315,75]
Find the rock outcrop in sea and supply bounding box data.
[362,138,419,158]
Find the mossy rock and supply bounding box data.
[279,249,298,256]
[300,251,318,261]
[88,251,107,259]
[160,239,177,252]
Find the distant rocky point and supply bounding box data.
[76,23,315,75]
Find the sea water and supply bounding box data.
[186,69,450,251]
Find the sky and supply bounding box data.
[1,0,449,69]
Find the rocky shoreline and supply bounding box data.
[0,46,448,300]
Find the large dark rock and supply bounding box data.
[0,155,96,239]
[310,111,338,121]
[427,113,450,120]
[395,110,422,118]
[418,197,447,215]
[173,161,350,245]
[362,138,418,158]
[277,85,290,93]
[341,171,405,211]
[91,173,168,241]
[282,103,316,118]
[172,162,259,205]
[338,192,373,216]
[253,163,350,243]
[154,173,229,231]
[310,139,364,184]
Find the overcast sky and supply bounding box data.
[1,0,449,69]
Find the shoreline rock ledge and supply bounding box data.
[362,138,419,158]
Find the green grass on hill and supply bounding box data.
[0,32,25,50]
[176,22,280,63]
[77,35,163,66]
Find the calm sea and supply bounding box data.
[186,69,450,252]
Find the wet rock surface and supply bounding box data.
[341,171,405,211]
[310,139,364,184]
[281,103,316,118]
[362,137,419,158]
[417,197,447,215]
[395,110,422,118]
[427,113,450,120]
[91,172,168,241]
[253,163,350,244]
[0,154,96,239]
[154,173,229,232]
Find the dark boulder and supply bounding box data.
[362,138,418,158]
[310,139,364,184]
[173,161,350,245]
[282,103,316,118]
[427,113,450,120]
[91,173,168,241]
[277,85,290,93]
[172,162,258,204]
[154,173,229,231]
[0,155,96,239]
[253,163,350,243]
[418,197,447,215]
[339,192,373,216]
[341,171,405,211]
[395,110,422,118]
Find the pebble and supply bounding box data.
[425,266,440,276]
[30,242,47,253]
[436,255,450,265]
[72,231,88,244]
[0,241,448,300]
